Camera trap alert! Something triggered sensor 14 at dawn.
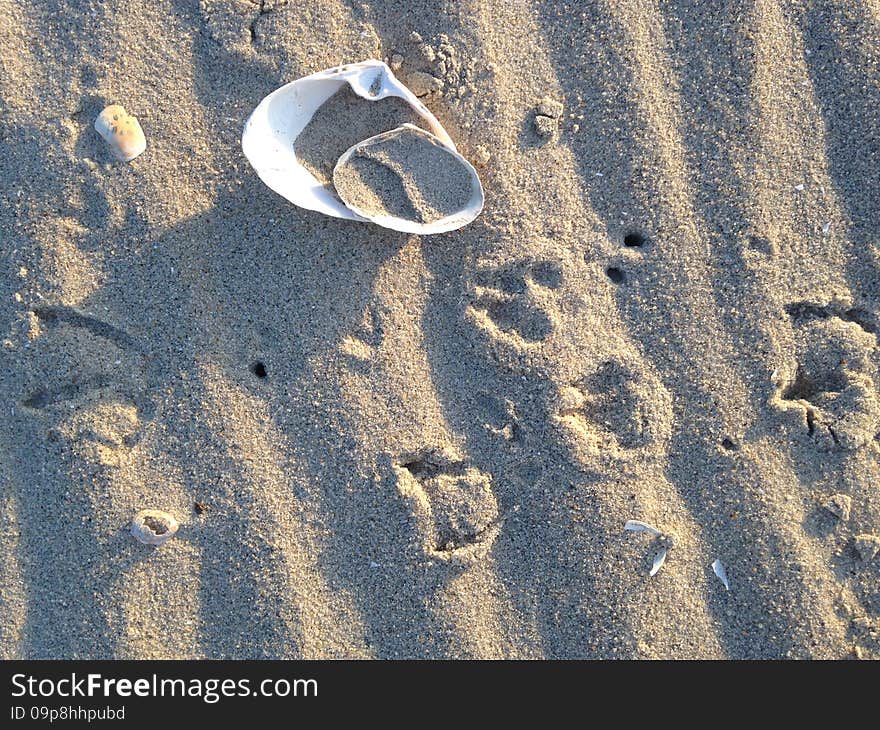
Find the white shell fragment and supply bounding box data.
[131,509,179,546]
[241,59,484,234]
[625,519,671,576]
[624,520,662,537]
[94,104,146,162]
[650,549,668,577]
[711,559,730,590]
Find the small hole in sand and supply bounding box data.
[251,361,268,378]
[721,437,738,451]
[624,232,646,247]
[606,267,625,284]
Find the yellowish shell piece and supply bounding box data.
[94,104,146,162]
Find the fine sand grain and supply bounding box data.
[1,0,879,660]
[333,126,474,223]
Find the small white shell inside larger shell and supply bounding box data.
[332,124,483,235]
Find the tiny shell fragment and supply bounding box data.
[94,104,146,162]
[711,558,730,590]
[624,520,662,536]
[650,548,668,577]
[131,509,179,546]
[625,520,670,576]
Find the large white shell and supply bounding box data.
[241,59,483,234]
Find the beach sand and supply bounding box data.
[1,0,879,659]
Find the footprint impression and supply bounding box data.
[467,258,563,345]
[339,303,385,368]
[555,357,673,463]
[22,305,154,465]
[393,447,501,563]
[774,302,880,451]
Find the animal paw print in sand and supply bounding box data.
[394,447,501,563]
[467,259,563,345]
[22,305,154,465]
[775,304,880,451]
[555,358,672,461]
